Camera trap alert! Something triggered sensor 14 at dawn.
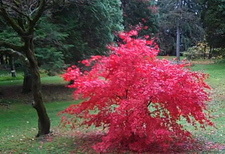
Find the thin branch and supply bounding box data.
[0,48,28,64]
[28,0,46,33]
[29,7,39,17]
[28,0,39,16]
[1,3,31,21]
[0,7,25,35]
[12,0,20,8]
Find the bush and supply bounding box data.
[60,30,213,153]
[184,42,210,60]
[213,48,225,57]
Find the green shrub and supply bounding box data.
[184,42,209,60]
[212,48,225,58]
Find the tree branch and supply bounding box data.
[28,0,46,34]
[0,41,24,52]
[0,4,25,35]
[1,2,31,21]
[0,48,28,65]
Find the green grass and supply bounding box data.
[192,63,225,86]
[0,75,66,86]
[0,70,24,85]
[1,61,225,153]
[0,69,67,86]
[0,101,78,154]
[41,76,67,85]
[190,62,225,153]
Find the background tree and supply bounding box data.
[0,0,124,92]
[54,0,123,63]
[121,0,158,36]
[157,0,205,56]
[0,20,23,76]
[201,0,225,58]
[34,16,69,76]
[0,13,71,92]
[0,0,52,137]
[0,0,124,136]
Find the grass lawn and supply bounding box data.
[0,101,78,154]
[0,75,67,87]
[191,62,225,147]
[1,60,225,153]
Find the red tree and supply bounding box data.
[60,30,213,153]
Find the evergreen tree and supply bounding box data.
[157,0,204,56]
[35,16,69,75]
[54,0,124,63]
[122,0,159,36]
[202,0,225,49]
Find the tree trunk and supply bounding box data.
[176,21,181,62]
[208,46,213,59]
[6,55,9,65]
[176,0,181,62]
[0,54,4,64]
[0,86,3,95]
[9,55,16,77]
[24,36,50,137]
[22,67,32,93]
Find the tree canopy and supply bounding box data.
[60,30,213,153]
[157,0,205,55]
[202,0,225,48]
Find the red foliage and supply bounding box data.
[60,31,213,153]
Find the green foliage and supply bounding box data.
[212,48,225,58]
[36,47,65,75]
[35,17,69,75]
[0,29,22,46]
[211,48,225,63]
[184,42,210,60]
[157,0,205,55]
[0,16,68,75]
[55,0,123,63]
[1,0,124,71]
[202,0,225,48]
[122,0,158,36]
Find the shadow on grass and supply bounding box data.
[0,84,74,103]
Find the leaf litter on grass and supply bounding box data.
[53,127,221,154]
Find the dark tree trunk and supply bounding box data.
[0,0,50,138]
[0,86,3,95]
[23,36,50,137]
[208,46,213,59]
[22,68,32,93]
[0,54,4,64]
[9,55,16,77]
[6,55,10,65]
